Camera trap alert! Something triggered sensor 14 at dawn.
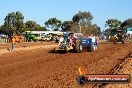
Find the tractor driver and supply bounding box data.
[69,35,75,46]
[117,33,123,40]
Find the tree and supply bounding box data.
[105,19,122,29]
[0,25,8,34]
[81,24,100,35]
[94,24,101,34]
[72,11,100,35]
[4,11,24,35]
[120,18,132,28]
[35,24,47,31]
[61,21,72,32]
[45,18,62,31]
[72,11,93,26]
[25,21,37,31]
[24,21,46,31]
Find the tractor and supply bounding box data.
[11,36,23,43]
[109,29,125,44]
[54,33,97,53]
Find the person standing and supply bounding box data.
[91,34,96,50]
[11,36,15,51]
[59,36,64,45]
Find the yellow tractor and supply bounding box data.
[109,29,125,44]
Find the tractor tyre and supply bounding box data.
[87,45,93,52]
[54,48,58,53]
[121,40,125,44]
[64,46,68,53]
[113,40,116,44]
[75,42,83,53]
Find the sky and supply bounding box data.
[0,0,132,31]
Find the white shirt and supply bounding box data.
[92,36,96,43]
[59,37,64,42]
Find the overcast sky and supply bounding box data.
[0,0,131,31]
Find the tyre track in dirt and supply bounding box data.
[103,54,132,88]
[0,44,58,65]
[0,43,131,88]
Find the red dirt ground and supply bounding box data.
[0,42,56,49]
[105,55,132,88]
[0,43,132,88]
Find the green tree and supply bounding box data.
[45,18,62,31]
[81,24,100,35]
[72,11,93,26]
[35,24,47,31]
[0,25,8,35]
[24,21,46,31]
[120,19,132,28]
[24,21,47,31]
[61,21,72,32]
[93,24,101,34]
[105,19,122,29]
[25,21,37,31]
[72,11,100,35]
[4,11,24,35]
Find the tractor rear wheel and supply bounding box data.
[113,40,116,44]
[121,40,125,44]
[75,42,83,53]
[54,48,58,53]
[87,45,93,52]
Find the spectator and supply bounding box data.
[59,36,64,45]
[0,36,1,42]
[11,36,15,51]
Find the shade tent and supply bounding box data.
[126,28,132,34]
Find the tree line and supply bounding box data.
[105,18,132,33]
[0,11,101,36]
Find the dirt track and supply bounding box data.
[0,43,132,88]
[105,55,132,88]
